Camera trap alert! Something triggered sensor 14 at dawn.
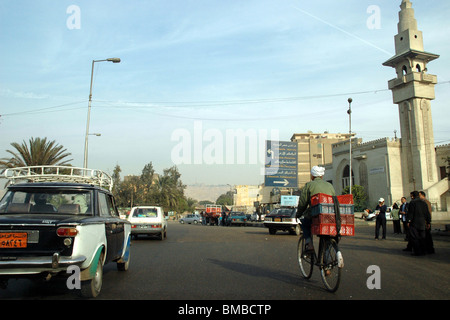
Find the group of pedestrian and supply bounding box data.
[402,191,435,256]
[369,191,434,256]
[296,165,436,257]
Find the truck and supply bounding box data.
[204,204,222,225]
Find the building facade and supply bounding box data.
[290,132,353,188]
[327,0,449,210]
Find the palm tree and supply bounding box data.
[0,137,73,169]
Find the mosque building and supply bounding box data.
[323,0,449,210]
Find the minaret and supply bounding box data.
[383,0,439,191]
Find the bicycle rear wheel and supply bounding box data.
[319,237,341,293]
[297,235,314,279]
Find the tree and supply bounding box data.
[155,166,186,211]
[140,162,155,186]
[0,137,72,168]
[216,191,233,206]
[342,184,367,212]
[111,164,122,195]
[111,163,191,213]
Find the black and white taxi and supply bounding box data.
[0,166,131,298]
[264,207,301,235]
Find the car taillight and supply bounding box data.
[151,224,161,228]
[56,227,78,237]
[131,225,136,228]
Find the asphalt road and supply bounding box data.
[1,219,449,301]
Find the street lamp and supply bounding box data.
[347,98,352,196]
[83,58,120,168]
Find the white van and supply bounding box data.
[128,206,167,240]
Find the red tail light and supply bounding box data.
[56,227,78,237]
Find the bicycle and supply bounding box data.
[297,234,343,293]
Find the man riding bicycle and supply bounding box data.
[297,166,336,252]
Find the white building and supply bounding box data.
[327,0,449,210]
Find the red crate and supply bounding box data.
[311,223,354,236]
[337,194,354,205]
[341,214,354,225]
[311,193,334,206]
[311,193,354,206]
[311,213,355,236]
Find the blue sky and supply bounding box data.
[1,0,449,185]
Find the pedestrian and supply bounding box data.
[374,198,387,240]
[391,202,402,234]
[419,191,435,254]
[222,210,227,226]
[201,211,206,225]
[399,197,409,240]
[296,166,336,252]
[405,191,431,256]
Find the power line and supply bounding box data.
[1,101,85,117]
[1,80,449,117]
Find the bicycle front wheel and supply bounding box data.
[297,235,314,279]
[319,238,341,293]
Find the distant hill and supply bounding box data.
[184,184,230,203]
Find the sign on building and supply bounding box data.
[264,140,298,188]
[280,195,299,207]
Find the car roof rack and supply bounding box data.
[3,165,113,191]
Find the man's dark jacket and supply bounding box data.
[407,199,431,230]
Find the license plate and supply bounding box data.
[0,233,28,248]
[274,218,281,222]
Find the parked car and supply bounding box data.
[363,207,393,221]
[264,208,301,235]
[128,206,167,240]
[180,214,202,224]
[227,211,247,226]
[0,166,131,298]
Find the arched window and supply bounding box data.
[342,165,354,189]
[402,65,407,75]
[416,64,421,72]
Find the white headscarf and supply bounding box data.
[311,166,325,177]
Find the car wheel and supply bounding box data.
[269,228,277,235]
[159,228,165,240]
[194,220,198,224]
[80,252,104,298]
[180,220,185,224]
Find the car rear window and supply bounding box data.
[0,189,93,215]
[133,208,158,218]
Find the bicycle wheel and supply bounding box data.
[297,235,314,279]
[319,237,341,293]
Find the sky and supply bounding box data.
[0,0,449,186]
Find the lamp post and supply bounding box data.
[347,98,352,196]
[83,58,120,168]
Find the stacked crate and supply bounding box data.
[310,194,355,236]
